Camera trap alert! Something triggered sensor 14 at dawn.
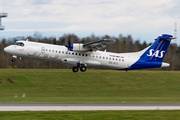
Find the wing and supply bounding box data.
[83,39,115,51]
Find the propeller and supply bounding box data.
[65,35,71,50]
[51,37,56,45]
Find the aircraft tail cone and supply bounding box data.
[161,62,170,67]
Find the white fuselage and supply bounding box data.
[4,34,173,72]
[4,41,144,70]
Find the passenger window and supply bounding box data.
[56,50,57,53]
[89,54,91,57]
[109,58,111,60]
[86,54,88,57]
[59,51,61,53]
[72,53,74,55]
[103,57,105,59]
[113,58,114,60]
[62,51,64,54]
[79,53,81,56]
[82,54,84,56]
[122,59,124,62]
[76,53,77,55]
[99,56,101,59]
[46,49,48,51]
[66,52,67,54]
[119,59,121,61]
[96,56,98,58]
[106,57,108,59]
[116,59,118,61]
[69,52,71,55]
[49,49,51,52]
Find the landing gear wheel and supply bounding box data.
[72,67,79,73]
[80,66,86,72]
[12,59,15,62]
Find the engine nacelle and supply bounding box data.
[70,43,89,52]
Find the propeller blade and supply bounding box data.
[68,35,71,48]
[65,35,71,49]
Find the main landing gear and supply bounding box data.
[80,66,86,72]
[72,64,87,73]
[72,67,79,72]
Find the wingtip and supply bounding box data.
[104,38,116,42]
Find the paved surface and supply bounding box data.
[1,103,180,111]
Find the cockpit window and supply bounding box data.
[13,42,24,47]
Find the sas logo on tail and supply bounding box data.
[147,49,165,58]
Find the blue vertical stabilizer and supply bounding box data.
[140,34,173,62]
[130,34,173,70]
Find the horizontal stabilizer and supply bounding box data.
[155,34,175,41]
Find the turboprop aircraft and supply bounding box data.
[4,34,174,72]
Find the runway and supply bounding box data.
[1,103,180,111]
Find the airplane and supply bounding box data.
[4,34,174,72]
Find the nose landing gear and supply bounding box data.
[11,55,17,62]
[12,59,15,62]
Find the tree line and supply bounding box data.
[0,32,180,70]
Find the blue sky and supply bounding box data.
[0,0,180,44]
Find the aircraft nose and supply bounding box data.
[4,46,10,53]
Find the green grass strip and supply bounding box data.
[0,69,180,103]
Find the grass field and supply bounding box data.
[1,110,180,120]
[0,69,180,103]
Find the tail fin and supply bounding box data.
[140,34,174,62]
